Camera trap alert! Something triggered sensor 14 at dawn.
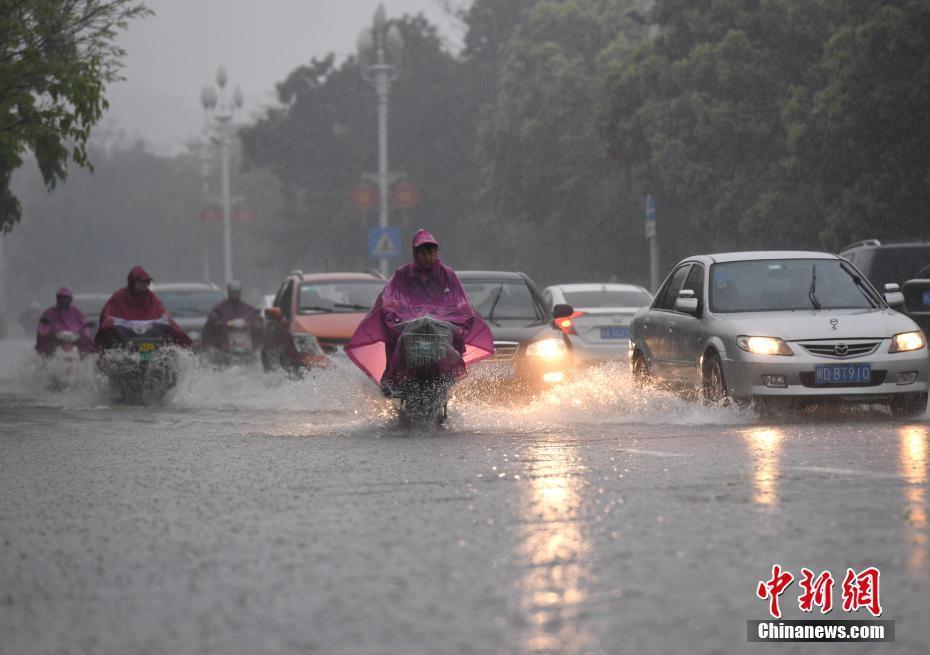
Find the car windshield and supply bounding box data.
[462,279,543,324]
[563,289,652,308]
[159,291,224,317]
[709,259,880,313]
[298,281,384,314]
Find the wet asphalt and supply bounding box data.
[0,340,927,655]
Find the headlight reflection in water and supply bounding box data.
[517,441,596,654]
[741,428,784,507]
[899,425,928,578]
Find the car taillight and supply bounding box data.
[555,311,585,335]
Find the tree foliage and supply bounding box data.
[239,0,930,287]
[241,15,485,271]
[785,0,930,248]
[0,0,150,232]
[477,0,648,282]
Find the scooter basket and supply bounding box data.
[401,332,448,368]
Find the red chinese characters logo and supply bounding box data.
[798,568,834,614]
[841,567,882,617]
[756,564,794,619]
[757,565,882,618]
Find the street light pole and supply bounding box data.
[200,67,243,287]
[359,4,403,278]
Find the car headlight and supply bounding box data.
[736,336,793,356]
[292,333,322,355]
[525,338,568,359]
[890,331,926,353]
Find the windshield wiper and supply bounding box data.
[840,262,880,308]
[333,303,370,310]
[808,264,821,310]
[487,284,504,325]
[300,305,334,313]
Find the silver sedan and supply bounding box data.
[629,251,929,415]
[542,283,653,363]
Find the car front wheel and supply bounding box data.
[890,392,928,417]
[631,351,650,389]
[702,353,728,405]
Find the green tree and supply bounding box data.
[600,0,843,265]
[241,15,483,272]
[477,0,648,283]
[0,0,150,232]
[785,0,930,249]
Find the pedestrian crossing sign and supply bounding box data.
[369,226,401,259]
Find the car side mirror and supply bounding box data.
[264,307,283,321]
[885,291,905,308]
[883,283,905,307]
[675,289,699,314]
[552,304,574,319]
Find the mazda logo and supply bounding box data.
[835,343,849,356]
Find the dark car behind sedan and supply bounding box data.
[458,270,573,391]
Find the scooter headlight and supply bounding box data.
[293,333,322,355]
[525,338,568,359]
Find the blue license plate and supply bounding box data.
[814,364,871,384]
[600,326,630,339]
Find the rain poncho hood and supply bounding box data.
[35,305,93,356]
[347,233,493,384]
[95,266,192,349]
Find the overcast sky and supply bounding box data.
[106,0,464,154]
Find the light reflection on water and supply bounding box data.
[515,441,596,654]
[898,425,929,578]
[741,427,784,506]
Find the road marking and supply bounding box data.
[619,448,687,458]
[788,465,901,480]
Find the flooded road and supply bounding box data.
[1,339,927,654]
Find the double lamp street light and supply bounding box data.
[200,67,243,287]
[358,3,404,278]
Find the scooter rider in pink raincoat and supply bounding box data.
[35,287,93,357]
[347,229,494,394]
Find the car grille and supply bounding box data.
[799,370,887,388]
[490,341,519,362]
[800,341,880,358]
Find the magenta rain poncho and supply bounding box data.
[346,230,494,386]
[35,287,93,356]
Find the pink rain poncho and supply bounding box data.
[35,288,93,356]
[347,230,494,386]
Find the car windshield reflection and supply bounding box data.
[160,291,225,317]
[709,259,880,313]
[298,281,383,314]
[462,280,543,325]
